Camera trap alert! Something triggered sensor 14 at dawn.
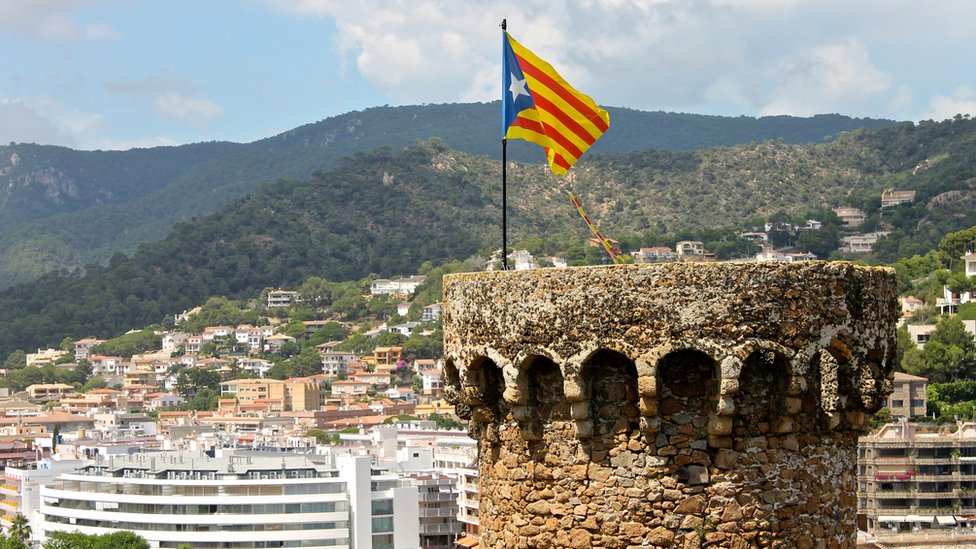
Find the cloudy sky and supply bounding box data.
[2,0,975,150]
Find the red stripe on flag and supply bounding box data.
[510,116,547,135]
[538,119,584,158]
[515,53,610,133]
[512,114,585,161]
[551,152,572,171]
[531,93,598,147]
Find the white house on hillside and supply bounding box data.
[370,276,426,296]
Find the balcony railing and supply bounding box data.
[420,507,460,518]
[420,523,462,535]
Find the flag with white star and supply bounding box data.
[502,31,610,176]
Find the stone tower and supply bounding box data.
[442,262,897,549]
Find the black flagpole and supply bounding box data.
[501,19,508,271]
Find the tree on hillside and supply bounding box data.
[940,226,976,264]
[308,322,348,345]
[3,350,26,370]
[59,337,74,351]
[175,369,221,399]
[90,329,162,358]
[946,271,976,297]
[269,347,323,380]
[795,225,839,258]
[330,289,367,319]
[901,316,976,382]
[299,276,333,309]
[280,320,307,340]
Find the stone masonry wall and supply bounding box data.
[442,262,897,549]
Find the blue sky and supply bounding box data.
[3,0,976,150]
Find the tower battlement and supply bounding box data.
[442,262,897,548]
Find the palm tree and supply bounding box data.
[8,513,30,543]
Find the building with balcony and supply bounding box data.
[456,467,479,539]
[833,207,867,227]
[1,460,86,542]
[881,190,917,208]
[858,421,976,543]
[38,451,419,549]
[634,247,675,264]
[73,339,105,361]
[887,372,928,419]
[267,290,300,308]
[322,353,358,377]
[407,474,461,549]
[219,379,323,412]
[26,349,68,367]
[373,347,403,372]
[25,384,75,403]
[370,277,426,296]
[839,232,890,253]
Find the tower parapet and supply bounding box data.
[442,262,897,548]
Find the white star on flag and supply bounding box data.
[509,74,529,101]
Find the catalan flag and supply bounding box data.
[503,31,610,175]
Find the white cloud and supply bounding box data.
[925,87,976,121]
[0,98,75,146]
[0,0,117,41]
[758,40,892,116]
[0,96,175,151]
[93,136,178,150]
[104,73,196,99]
[155,93,225,122]
[267,0,976,119]
[83,22,120,41]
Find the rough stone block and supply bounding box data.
[570,400,590,420]
[708,415,732,436]
[638,375,657,398]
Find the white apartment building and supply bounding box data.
[839,232,890,253]
[73,339,105,361]
[1,460,87,542]
[369,276,426,296]
[322,353,358,377]
[38,451,420,549]
[267,290,300,308]
[239,358,273,378]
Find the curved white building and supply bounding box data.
[38,452,351,549]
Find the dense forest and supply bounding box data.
[0,104,894,288]
[4,116,976,357]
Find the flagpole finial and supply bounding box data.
[501,19,506,30]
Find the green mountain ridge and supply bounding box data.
[3,116,976,358]
[0,103,895,288]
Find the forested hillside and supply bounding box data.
[0,104,894,288]
[4,116,976,357]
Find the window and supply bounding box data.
[912,399,925,407]
[371,516,394,532]
[371,499,393,515]
[892,400,904,407]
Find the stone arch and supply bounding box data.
[810,344,860,430]
[656,348,719,463]
[465,355,506,425]
[857,344,895,413]
[514,355,570,441]
[731,348,793,438]
[443,359,463,416]
[579,349,639,438]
